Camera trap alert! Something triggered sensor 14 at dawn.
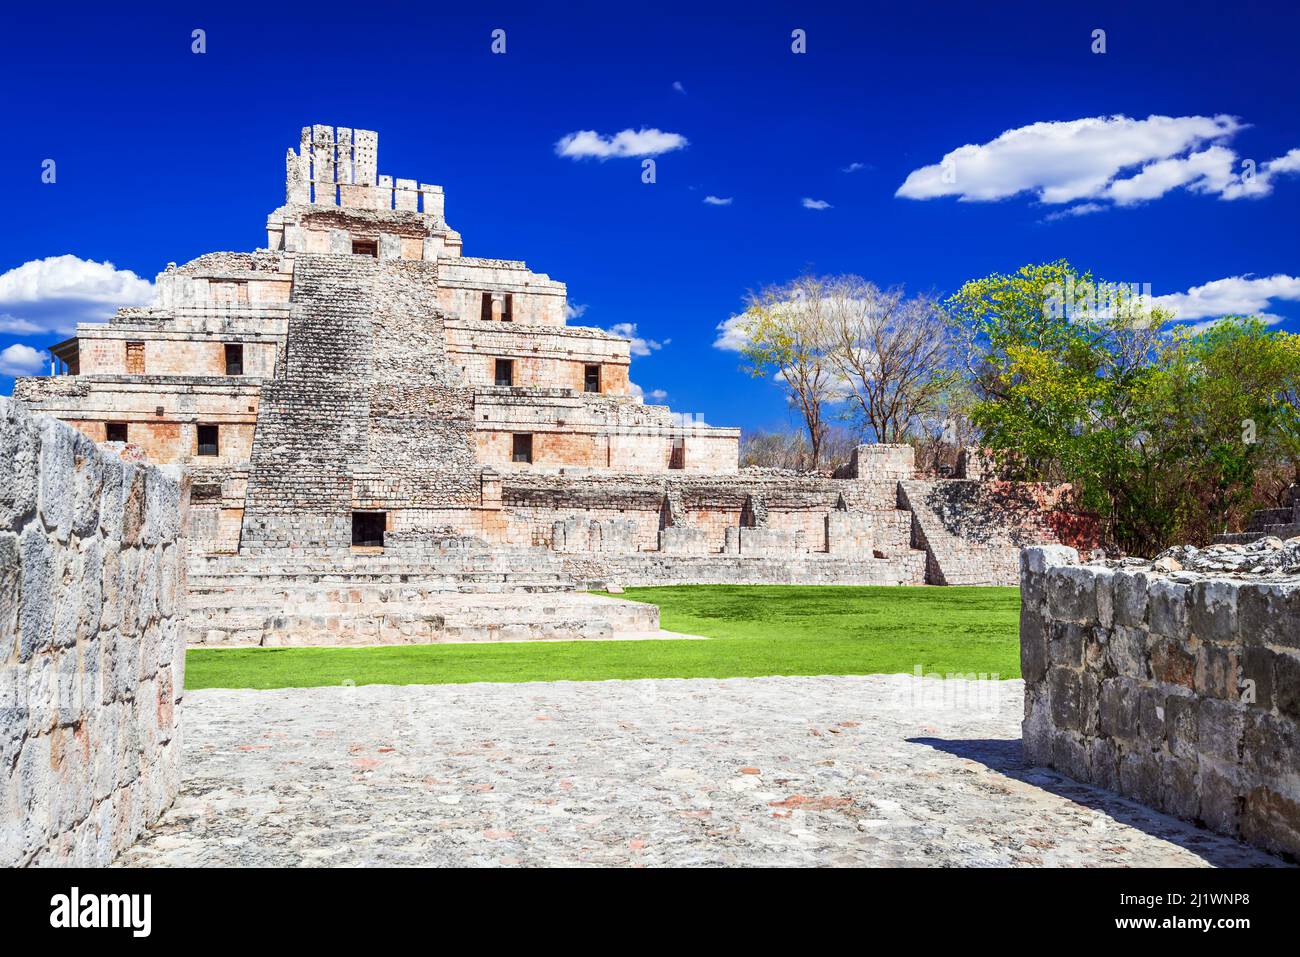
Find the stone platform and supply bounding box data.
[187,550,660,645]
[116,675,1286,867]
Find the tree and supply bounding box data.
[946,260,1300,554]
[819,276,958,444]
[736,277,838,467]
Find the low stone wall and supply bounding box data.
[1,398,188,866]
[1020,544,1299,860]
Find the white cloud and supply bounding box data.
[895,114,1299,211]
[1105,145,1237,205]
[802,197,832,210]
[0,343,50,376]
[703,195,733,206]
[0,315,46,333]
[565,302,588,321]
[0,254,154,334]
[672,81,686,95]
[842,162,868,173]
[605,322,668,357]
[713,313,750,351]
[1041,202,1106,222]
[555,128,689,160]
[1152,274,1300,322]
[1219,147,1300,200]
[646,388,668,401]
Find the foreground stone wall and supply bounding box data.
[1,398,188,866]
[1020,544,1299,859]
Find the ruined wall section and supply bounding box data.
[900,480,1099,586]
[1021,546,1300,860]
[1,399,187,866]
[240,255,377,550]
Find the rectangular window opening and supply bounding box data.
[351,511,386,548]
[225,343,244,376]
[481,292,494,322]
[494,358,514,387]
[105,422,128,443]
[352,239,378,257]
[669,436,686,470]
[512,433,533,464]
[584,364,601,393]
[196,424,220,457]
[502,293,513,322]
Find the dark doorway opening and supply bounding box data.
[352,239,378,257]
[584,364,601,393]
[225,343,244,375]
[512,433,533,464]
[351,511,386,547]
[197,424,220,457]
[106,422,128,443]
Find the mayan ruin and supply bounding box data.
[3,5,1298,918]
[7,125,1094,649]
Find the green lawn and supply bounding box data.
[184,585,1021,690]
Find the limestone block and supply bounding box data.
[378,233,401,260]
[38,418,73,541]
[1,401,39,530]
[0,534,17,662]
[18,523,52,662]
[328,229,351,255]
[394,178,419,211]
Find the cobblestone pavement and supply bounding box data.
[118,675,1287,867]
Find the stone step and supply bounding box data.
[188,594,659,647]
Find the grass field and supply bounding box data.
[185,585,1021,690]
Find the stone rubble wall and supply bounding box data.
[1020,546,1300,860]
[901,480,1099,586]
[1,398,188,866]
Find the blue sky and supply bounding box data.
[1,1,1297,432]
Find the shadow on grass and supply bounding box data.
[910,737,1290,868]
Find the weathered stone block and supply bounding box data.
[18,523,52,662]
[1147,579,1189,638]
[1165,692,1199,759]
[1194,643,1240,701]
[1238,582,1300,650]
[1197,698,1245,763]
[1,400,40,530]
[1189,579,1238,643]
[1019,606,1047,684]
[1048,621,1084,668]
[1274,651,1300,721]
[1105,624,1149,680]
[1241,787,1300,859]
[1099,676,1140,740]
[1242,711,1300,784]
[1149,639,1195,688]
[1047,565,1098,621]
[1240,645,1275,711]
[1048,667,1083,732]
[1118,747,1161,807]
[1112,570,1150,627]
[1160,753,1200,820]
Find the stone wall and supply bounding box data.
[1,398,188,866]
[1020,545,1300,860]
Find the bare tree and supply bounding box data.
[820,276,957,444]
[736,277,839,466]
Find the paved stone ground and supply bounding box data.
[118,675,1288,867]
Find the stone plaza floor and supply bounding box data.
[117,674,1288,867]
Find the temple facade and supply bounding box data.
[13,124,1090,602]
